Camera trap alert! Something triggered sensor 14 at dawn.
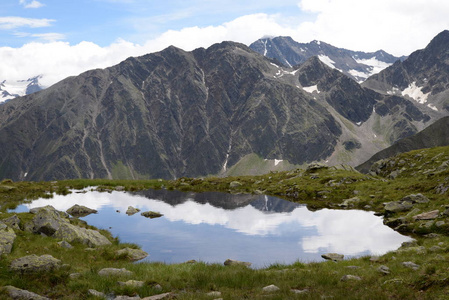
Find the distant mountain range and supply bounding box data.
[1,31,448,181]
[249,36,407,82]
[0,76,43,104]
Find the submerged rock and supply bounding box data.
[126,206,141,216]
[10,254,61,273]
[141,211,163,219]
[66,204,98,217]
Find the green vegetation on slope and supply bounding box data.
[0,146,449,299]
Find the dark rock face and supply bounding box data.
[0,42,341,181]
[250,36,405,82]
[357,116,449,173]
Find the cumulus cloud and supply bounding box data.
[295,0,449,56]
[0,16,54,29]
[19,0,45,9]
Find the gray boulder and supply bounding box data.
[413,210,440,220]
[262,285,280,292]
[321,253,344,261]
[2,215,20,230]
[224,259,251,267]
[4,285,50,300]
[229,181,242,188]
[115,247,148,261]
[340,275,362,281]
[401,193,430,204]
[402,261,420,270]
[66,204,97,217]
[10,254,61,273]
[0,221,16,255]
[384,201,413,213]
[118,280,145,287]
[28,206,110,247]
[126,206,140,216]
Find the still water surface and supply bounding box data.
[14,189,412,268]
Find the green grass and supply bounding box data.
[1,146,449,298]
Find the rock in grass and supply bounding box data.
[98,268,133,277]
[412,210,440,220]
[126,206,140,216]
[321,253,344,261]
[88,289,106,298]
[10,254,61,273]
[262,285,280,292]
[114,296,140,300]
[141,211,163,219]
[2,215,20,230]
[229,181,242,188]
[118,280,145,287]
[115,247,148,261]
[340,275,362,281]
[0,221,16,255]
[57,240,73,249]
[384,201,413,213]
[4,285,50,300]
[53,222,111,247]
[378,265,391,275]
[402,261,420,270]
[66,204,97,217]
[401,193,430,204]
[206,291,222,297]
[141,293,172,300]
[291,289,309,294]
[223,259,251,267]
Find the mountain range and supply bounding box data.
[1,31,449,181]
[249,36,407,82]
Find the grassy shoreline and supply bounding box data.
[1,147,449,299]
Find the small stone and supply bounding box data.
[57,240,73,249]
[262,284,280,292]
[402,261,420,270]
[206,291,222,297]
[224,259,251,267]
[118,280,145,287]
[321,253,344,261]
[141,211,163,219]
[69,272,81,279]
[141,293,172,300]
[89,289,105,298]
[429,246,443,252]
[115,186,125,191]
[436,221,445,227]
[369,256,380,262]
[378,265,390,275]
[401,240,417,248]
[114,296,140,300]
[291,289,309,294]
[340,275,361,281]
[98,268,133,277]
[413,210,440,220]
[229,181,242,188]
[2,215,20,230]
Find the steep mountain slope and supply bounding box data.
[363,30,449,113]
[250,36,405,82]
[0,42,342,181]
[0,76,43,104]
[357,116,449,173]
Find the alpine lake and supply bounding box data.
[12,188,413,268]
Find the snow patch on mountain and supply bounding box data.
[0,76,43,104]
[318,55,336,69]
[302,85,320,94]
[354,57,390,75]
[401,82,429,104]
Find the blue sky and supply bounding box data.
[1,0,449,86]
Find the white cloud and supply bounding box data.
[295,0,449,56]
[0,16,54,29]
[19,0,45,9]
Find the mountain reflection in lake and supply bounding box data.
[14,189,412,268]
